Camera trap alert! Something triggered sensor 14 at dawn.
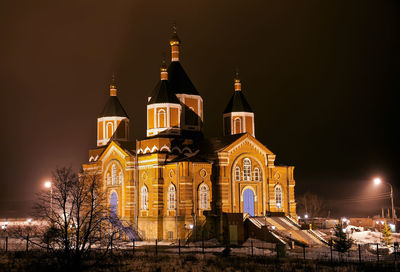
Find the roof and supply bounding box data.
[199,133,274,157]
[98,96,129,118]
[148,80,180,105]
[168,62,199,95]
[223,90,253,113]
[199,133,245,154]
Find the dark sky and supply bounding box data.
[0,1,398,218]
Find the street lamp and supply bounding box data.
[373,177,396,221]
[44,180,53,210]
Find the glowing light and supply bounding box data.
[189,224,193,229]
[26,218,32,224]
[298,216,301,219]
[376,221,379,224]
[381,221,384,224]
[271,225,276,230]
[373,178,382,186]
[44,180,52,189]
[1,225,5,230]
[304,214,308,219]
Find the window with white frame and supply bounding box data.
[107,173,111,185]
[234,118,241,134]
[168,184,176,210]
[158,109,166,128]
[141,186,148,210]
[112,164,117,185]
[118,171,123,184]
[199,184,209,210]
[254,168,260,181]
[235,167,241,181]
[275,186,282,208]
[243,158,251,181]
[106,122,114,139]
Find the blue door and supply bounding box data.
[243,189,255,216]
[110,192,118,218]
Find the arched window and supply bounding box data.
[254,168,260,181]
[199,184,209,210]
[141,186,148,210]
[118,171,123,184]
[107,173,111,185]
[168,184,176,210]
[234,118,241,134]
[111,164,117,185]
[275,186,282,208]
[235,167,241,181]
[243,158,251,181]
[158,109,166,128]
[106,122,114,139]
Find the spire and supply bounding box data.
[169,24,181,62]
[110,73,117,96]
[160,57,168,80]
[234,69,241,91]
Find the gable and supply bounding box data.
[220,133,274,156]
[98,141,131,163]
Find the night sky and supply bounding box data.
[0,1,398,218]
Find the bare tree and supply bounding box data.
[34,167,117,266]
[296,192,326,218]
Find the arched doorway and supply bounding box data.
[110,191,118,218]
[243,189,255,216]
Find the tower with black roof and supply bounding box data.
[147,61,182,137]
[167,27,203,133]
[97,77,130,146]
[223,72,255,137]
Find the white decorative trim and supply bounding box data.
[151,145,159,152]
[160,145,171,152]
[172,146,182,153]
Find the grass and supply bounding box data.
[0,251,399,271]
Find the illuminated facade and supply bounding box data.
[82,30,297,241]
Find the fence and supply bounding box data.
[0,235,398,264]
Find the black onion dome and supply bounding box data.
[167,62,199,95]
[148,80,180,105]
[223,91,253,113]
[99,96,129,118]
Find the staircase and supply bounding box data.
[109,216,141,241]
[247,216,326,247]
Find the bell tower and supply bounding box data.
[168,26,203,133]
[97,76,130,146]
[223,72,255,137]
[147,60,182,137]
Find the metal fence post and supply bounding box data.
[202,232,204,254]
[358,244,361,263]
[303,244,306,261]
[330,240,333,263]
[376,243,379,263]
[132,239,135,255]
[276,243,279,259]
[5,236,8,252]
[26,234,29,252]
[251,240,253,257]
[178,239,181,255]
[155,239,158,256]
[110,234,113,255]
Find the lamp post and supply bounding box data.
[44,180,53,211]
[373,177,396,221]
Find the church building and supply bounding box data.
[82,29,297,242]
